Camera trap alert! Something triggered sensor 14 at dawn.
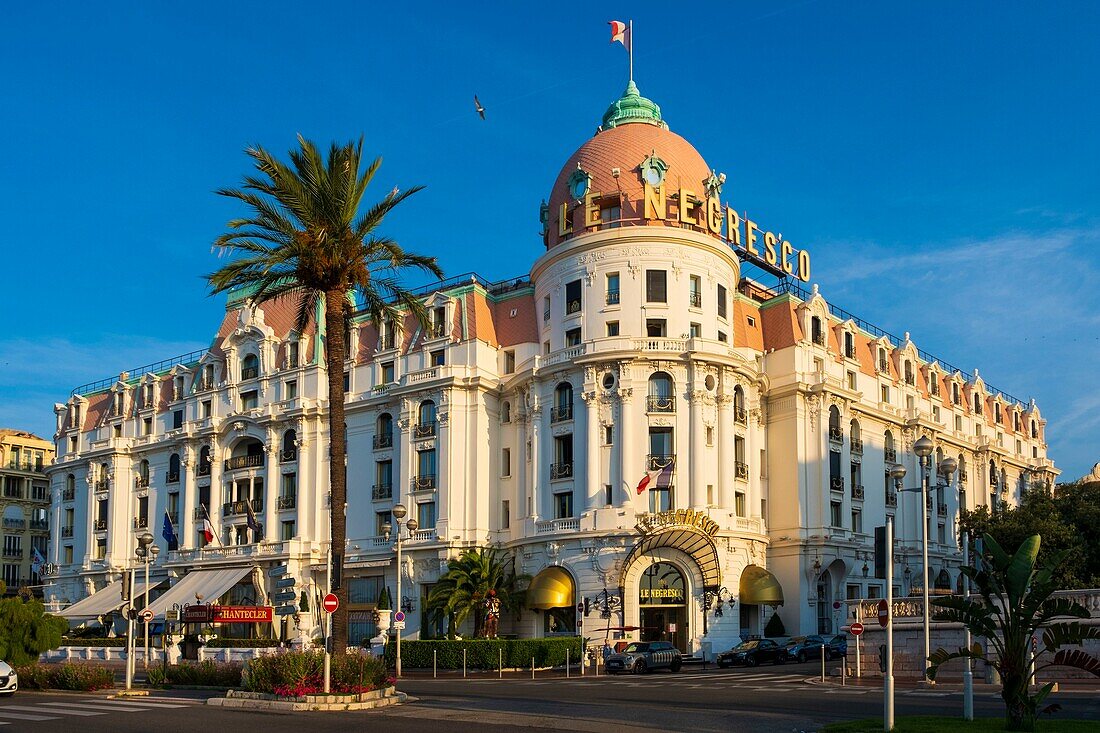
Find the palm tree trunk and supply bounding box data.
[324,289,349,654]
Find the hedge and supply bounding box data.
[245,650,389,696]
[384,637,583,670]
[206,638,281,648]
[147,660,243,688]
[60,637,127,647]
[16,662,115,691]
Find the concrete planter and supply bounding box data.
[208,686,405,712]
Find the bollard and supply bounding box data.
[463,648,467,678]
[821,644,826,683]
[566,648,570,678]
[499,648,502,679]
[532,656,535,680]
[433,649,437,679]
[841,655,846,687]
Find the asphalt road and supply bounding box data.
[4,661,1098,733]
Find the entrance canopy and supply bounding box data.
[739,564,784,605]
[620,526,721,589]
[526,566,574,610]
[148,566,254,620]
[58,579,164,622]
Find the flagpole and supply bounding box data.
[628,19,634,82]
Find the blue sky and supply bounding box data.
[0,2,1096,478]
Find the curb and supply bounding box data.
[206,688,407,712]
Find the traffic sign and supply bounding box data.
[268,564,289,577]
[577,602,584,613]
[274,577,296,589]
[139,608,154,623]
[272,590,297,604]
[850,622,865,636]
[833,601,841,611]
[393,621,406,630]
[394,611,405,623]
[274,604,297,617]
[877,599,889,627]
[322,592,339,614]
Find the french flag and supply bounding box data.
[636,459,674,494]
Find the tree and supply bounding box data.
[426,548,529,638]
[0,582,68,666]
[960,482,1100,589]
[208,136,442,652]
[927,534,1100,731]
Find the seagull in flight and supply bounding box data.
[474,95,486,120]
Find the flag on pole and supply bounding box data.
[636,458,675,494]
[609,20,630,50]
[31,546,46,575]
[245,499,263,538]
[200,503,218,545]
[162,509,178,546]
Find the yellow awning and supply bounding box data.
[739,565,784,606]
[526,566,574,610]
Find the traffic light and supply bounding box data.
[878,644,888,673]
[874,526,887,579]
[121,569,132,602]
[583,597,591,617]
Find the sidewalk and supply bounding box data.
[810,673,1100,694]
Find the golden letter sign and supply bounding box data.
[635,509,719,537]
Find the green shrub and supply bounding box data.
[15,663,114,691]
[206,638,281,648]
[764,612,786,638]
[384,637,583,670]
[0,595,67,665]
[61,637,128,647]
[245,650,389,696]
[163,660,242,687]
[146,665,167,687]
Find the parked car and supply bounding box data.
[605,641,683,674]
[716,638,785,668]
[826,634,848,659]
[0,660,17,696]
[783,635,832,663]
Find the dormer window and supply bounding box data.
[810,316,824,346]
[241,354,259,381]
[952,382,961,405]
[288,341,299,368]
[930,373,940,396]
[877,348,889,374]
[973,394,983,415]
[903,360,914,386]
[843,331,855,359]
[431,306,447,338]
[114,391,125,416]
[201,364,215,390]
[994,402,1002,422]
[143,383,155,407]
[382,320,397,351]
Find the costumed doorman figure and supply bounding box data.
[483,589,502,638]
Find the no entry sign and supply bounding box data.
[850,622,865,636]
[877,599,889,627]
[322,593,339,614]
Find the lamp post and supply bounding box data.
[382,503,418,679]
[135,531,156,670]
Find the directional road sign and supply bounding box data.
[274,604,297,617]
[272,591,297,604]
[268,564,289,577]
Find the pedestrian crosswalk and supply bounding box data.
[0,695,200,726]
[453,671,813,688]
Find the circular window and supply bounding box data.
[601,372,616,391]
[704,374,716,391]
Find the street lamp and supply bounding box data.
[382,503,418,679]
[135,531,157,670]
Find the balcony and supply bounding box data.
[877,360,890,374]
[646,395,675,413]
[134,476,150,489]
[414,422,437,439]
[197,462,211,477]
[2,487,22,500]
[937,502,948,516]
[2,518,25,529]
[133,516,149,529]
[605,290,620,305]
[828,426,843,442]
[277,494,296,511]
[280,448,297,463]
[430,323,447,339]
[93,519,108,531]
[830,477,844,492]
[31,487,49,502]
[1,548,22,558]
[550,462,574,481]
[536,517,580,534]
[734,406,747,425]
[688,292,702,308]
[166,470,180,484]
[61,526,74,538]
[566,299,582,315]
[222,498,263,517]
[192,508,207,520]
[409,529,437,543]
[372,484,393,501]
[411,474,436,492]
[851,438,864,455]
[549,404,573,423]
[886,491,898,507]
[373,433,393,450]
[94,480,110,492]
[734,461,749,481]
[225,454,264,471]
[851,485,865,501]
[812,332,825,346]
[884,448,897,463]
[646,454,676,472]
[241,366,259,380]
[29,519,48,531]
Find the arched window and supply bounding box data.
[989,460,998,487]
[973,393,983,415]
[500,401,511,423]
[647,372,674,413]
[416,400,437,438]
[282,429,297,461]
[994,402,1002,422]
[552,382,573,422]
[137,459,150,488]
[850,419,862,453]
[241,353,259,380]
[935,569,951,594]
[198,446,211,476]
[904,360,914,385]
[810,315,824,345]
[958,453,967,482]
[884,430,896,462]
[828,405,841,440]
[168,454,181,483]
[375,413,393,449]
[733,385,746,424]
[1030,420,1038,438]
[65,473,75,498]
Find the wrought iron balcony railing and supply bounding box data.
[373,432,393,450]
[734,461,749,480]
[411,474,436,492]
[225,454,264,471]
[646,454,676,472]
[605,290,620,305]
[851,485,865,501]
[646,395,675,413]
[414,421,437,439]
[222,498,263,517]
[277,494,297,511]
[851,438,864,454]
[830,477,845,492]
[372,484,393,501]
[829,426,844,442]
[549,404,573,423]
[734,406,747,425]
[884,448,897,463]
[550,462,574,480]
[166,470,180,484]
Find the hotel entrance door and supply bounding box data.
[638,562,688,652]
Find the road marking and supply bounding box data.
[93,700,189,709]
[0,710,58,721]
[13,704,106,716]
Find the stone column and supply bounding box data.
[209,444,224,545]
[582,390,600,513]
[717,392,734,510]
[181,448,196,550]
[616,387,635,508]
[689,387,706,509]
[264,439,279,543]
[529,405,542,521]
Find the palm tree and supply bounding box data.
[207,135,442,652]
[427,548,529,638]
[928,533,1100,731]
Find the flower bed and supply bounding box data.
[147,660,243,688]
[16,662,115,691]
[245,650,389,697]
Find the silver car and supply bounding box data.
[0,660,17,696]
[605,641,683,674]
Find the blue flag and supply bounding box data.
[162,509,178,546]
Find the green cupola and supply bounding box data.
[601,81,668,130]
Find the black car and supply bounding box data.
[783,635,835,663]
[605,641,683,674]
[716,638,785,668]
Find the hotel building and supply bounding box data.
[1,429,52,594]
[45,83,1057,653]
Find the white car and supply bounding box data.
[0,661,17,696]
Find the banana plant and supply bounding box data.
[927,533,1100,731]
